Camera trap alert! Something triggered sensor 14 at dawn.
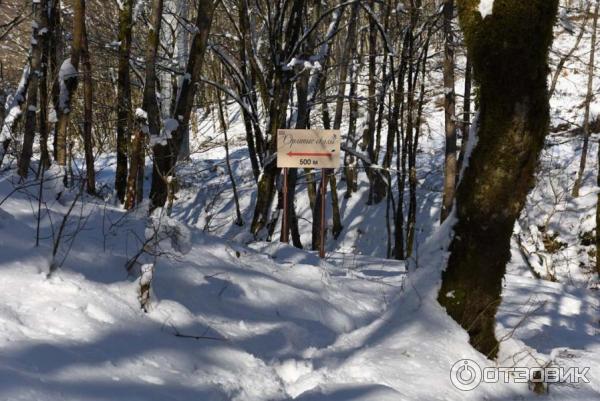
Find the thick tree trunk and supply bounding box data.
[438,0,559,358]
[440,0,457,222]
[115,0,134,204]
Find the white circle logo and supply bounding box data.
[450,359,482,391]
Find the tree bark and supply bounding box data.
[438,0,559,358]
[18,0,46,178]
[55,0,85,184]
[441,0,457,222]
[38,0,51,172]
[144,0,165,209]
[150,0,216,209]
[250,0,305,237]
[115,0,134,204]
[81,5,95,194]
[596,137,600,280]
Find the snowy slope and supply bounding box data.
[0,163,597,400]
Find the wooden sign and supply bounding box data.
[277,129,341,169]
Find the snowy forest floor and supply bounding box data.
[0,121,597,400]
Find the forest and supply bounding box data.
[0,0,598,400]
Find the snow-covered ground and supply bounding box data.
[0,9,599,401]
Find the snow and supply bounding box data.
[135,108,148,121]
[58,59,78,111]
[0,133,596,401]
[479,0,494,18]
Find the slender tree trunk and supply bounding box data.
[217,94,243,226]
[18,0,46,178]
[403,3,418,257]
[115,0,134,203]
[49,0,62,164]
[572,0,599,198]
[596,137,600,279]
[125,117,144,210]
[549,3,590,98]
[56,0,85,184]
[250,0,304,237]
[438,0,559,358]
[457,53,472,171]
[38,0,51,172]
[150,0,216,209]
[333,3,359,130]
[344,54,360,198]
[81,11,95,194]
[441,0,457,222]
[406,33,430,257]
[144,0,165,209]
[364,0,380,204]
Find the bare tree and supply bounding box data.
[115,0,135,204]
[440,0,457,222]
[572,0,599,198]
[438,0,559,358]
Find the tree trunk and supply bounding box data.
[596,137,600,280]
[441,0,457,222]
[56,0,85,184]
[38,0,51,172]
[125,120,144,210]
[144,0,165,209]
[49,0,62,164]
[115,0,134,204]
[217,94,243,226]
[457,53,472,171]
[18,0,46,178]
[572,0,599,198]
[81,8,95,195]
[250,0,304,237]
[150,0,216,209]
[438,0,559,358]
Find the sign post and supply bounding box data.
[277,129,341,258]
[281,167,289,243]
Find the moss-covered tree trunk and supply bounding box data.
[438,0,558,358]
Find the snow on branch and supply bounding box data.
[1,64,31,142]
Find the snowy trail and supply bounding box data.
[0,175,405,400]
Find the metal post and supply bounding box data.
[281,168,289,243]
[319,169,327,258]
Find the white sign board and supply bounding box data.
[277,129,341,169]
